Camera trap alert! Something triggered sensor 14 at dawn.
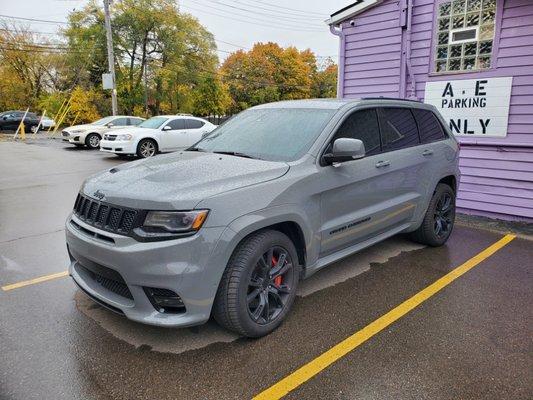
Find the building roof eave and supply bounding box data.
[325,0,384,26]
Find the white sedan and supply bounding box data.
[62,116,145,149]
[99,115,216,158]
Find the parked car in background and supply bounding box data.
[0,111,40,132]
[99,115,216,158]
[66,98,459,337]
[62,116,145,149]
[38,116,56,130]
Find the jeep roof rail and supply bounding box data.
[361,97,422,103]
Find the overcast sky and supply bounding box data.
[0,0,351,63]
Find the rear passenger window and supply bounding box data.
[111,118,129,126]
[185,119,205,129]
[412,109,446,143]
[379,108,419,151]
[128,118,143,126]
[333,109,381,156]
[166,119,186,130]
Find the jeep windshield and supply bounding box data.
[190,108,336,162]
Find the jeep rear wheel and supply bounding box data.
[213,230,299,338]
[410,183,455,247]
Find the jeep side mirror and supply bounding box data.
[323,138,366,165]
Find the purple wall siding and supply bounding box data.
[341,0,402,98]
[340,0,533,221]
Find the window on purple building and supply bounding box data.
[435,0,496,73]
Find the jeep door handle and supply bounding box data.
[422,149,434,156]
[375,160,390,168]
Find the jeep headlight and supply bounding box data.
[116,134,133,141]
[137,210,209,239]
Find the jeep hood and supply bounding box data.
[82,151,289,210]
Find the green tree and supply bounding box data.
[64,0,218,115]
[192,75,231,117]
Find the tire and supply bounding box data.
[213,230,300,338]
[85,133,101,149]
[410,183,456,247]
[136,139,158,158]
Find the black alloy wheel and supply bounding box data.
[434,192,453,239]
[247,246,295,325]
[213,229,300,337]
[410,183,456,247]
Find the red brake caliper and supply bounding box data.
[272,255,283,286]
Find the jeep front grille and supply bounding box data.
[73,193,143,236]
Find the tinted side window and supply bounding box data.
[379,108,419,151]
[333,108,381,156]
[185,119,205,129]
[412,109,445,143]
[166,119,186,130]
[112,117,129,126]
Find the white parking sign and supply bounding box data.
[424,77,513,138]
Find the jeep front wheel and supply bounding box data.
[213,230,300,338]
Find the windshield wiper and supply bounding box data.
[212,151,260,160]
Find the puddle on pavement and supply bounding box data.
[75,236,424,355]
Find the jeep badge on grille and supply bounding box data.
[93,190,105,200]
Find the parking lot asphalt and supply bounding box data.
[1,139,532,400]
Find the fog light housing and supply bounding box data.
[143,287,186,314]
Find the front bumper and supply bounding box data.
[100,140,136,154]
[66,213,228,327]
[62,131,83,143]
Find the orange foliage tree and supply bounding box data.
[221,42,336,113]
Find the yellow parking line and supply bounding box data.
[253,234,516,400]
[1,271,69,291]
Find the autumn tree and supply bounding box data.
[221,43,336,113]
[64,0,218,115]
[312,58,338,98]
[0,25,64,110]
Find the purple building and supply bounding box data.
[327,0,533,222]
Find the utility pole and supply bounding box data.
[103,0,118,115]
[143,59,148,115]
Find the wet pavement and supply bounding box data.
[1,139,532,400]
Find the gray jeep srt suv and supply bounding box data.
[66,98,460,337]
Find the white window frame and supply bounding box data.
[449,26,479,45]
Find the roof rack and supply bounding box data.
[361,97,422,103]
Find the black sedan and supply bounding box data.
[0,111,41,132]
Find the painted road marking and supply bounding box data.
[1,271,69,291]
[253,234,516,400]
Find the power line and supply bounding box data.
[230,0,325,18]
[181,2,324,32]
[0,27,61,36]
[254,0,325,16]
[0,14,68,25]
[195,0,325,23]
